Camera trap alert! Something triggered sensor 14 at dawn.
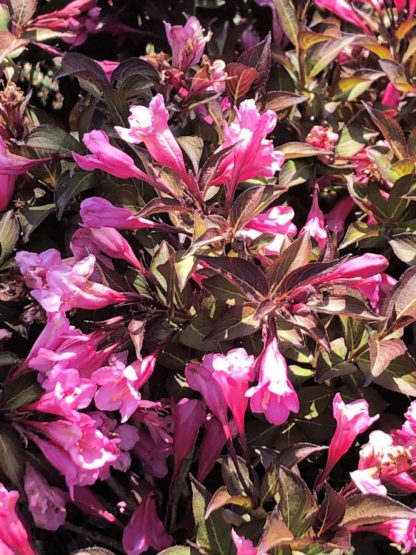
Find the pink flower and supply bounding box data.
[190,58,227,95]
[381,83,401,117]
[315,0,370,34]
[0,174,16,210]
[71,226,147,274]
[164,17,211,71]
[95,60,120,81]
[133,429,172,478]
[29,413,120,494]
[354,520,416,553]
[351,430,413,495]
[185,348,255,441]
[325,196,355,236]
[197,416,228,481]
[0,137,50,210]
[246,331,299,426]
[92,350,157,422]
[73,130,155,182]
[24,464,67,531]
[213,100,284,203]
[30,0,99,45]
[72,486,120,525]
[232,529,269,555]
[16,249,136,313]
[80,197,167,230]
[39,366,96,412]
[122,492,172,555]
[0,483,37,555]
[115,94,198,196]
[319,393,379,485]
[171,398,206,485]
[299,187,327,249]
[241,205,297,255]
[306,125,338,153]
[311,253,389,287]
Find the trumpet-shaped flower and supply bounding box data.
[80,197,164,230]
[16,249,136,313]
[241,205,297,255]
[299,187,327,249]
[92,350,158,422]
[24,464,67,531]
[164,17,211,71]
[246,332,299,426]
[353,519,416,553]
[315,0,370,34]
[213,100,284,202]
[122,492,172,555]
[319,393,379,485]
[0,483,37,555]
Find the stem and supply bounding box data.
[63,522,123,553]
[228,440,252,497]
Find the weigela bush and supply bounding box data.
[0,0,416,553]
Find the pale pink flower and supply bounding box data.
[315,0,370,34]
[0,483,37,555]
[241,205,297,255]
[351,430,413,495]
[122,492,172,555]
[92,350,158,422]
[164,16,211,71]
[300,186,327,249]
[16,249,136,313]
[246,332,299,426]
[39,366,96,411]
[354,520,416,553]
[115,94,198,196]
[190,58,227,95]
[319,393,379,485]
[73,130,151,180]
[213,100,284,203]
[24,464,67,531]
[171,398,206,485]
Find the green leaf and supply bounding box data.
[55,171,97,220]
[279,159,311,187]
[177,136,204,174]
[261,90,308,112]
[279,466,315,536]
[158,548,198,555]
[379,59,416,93]
[369,337,406,378]
[307,294,383,321]
[2,372,43,410]
[205,486,252,519]
[18,203,55,242]
[370,353,416,396]
[267,233,312,293]
[0,210,19,266]
[231,186,284,231]
[191,478,233,555]
[202,274,247,305]
[333,72,383,102]
[9,0,37,25]
[0,422,24,487]
[363,102,408,160]
[206,303,261,341]
[335,125,377,159]
[26,125,83,157]
[279,142,331,159]
[389,234,416,265]
[342,494,416,528]
[339,222,382,249]
[307,36,357,78]
[272,0,299,48]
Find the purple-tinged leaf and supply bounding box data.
[341,494,416,528]
[237,34,271,90]
[369,337,407,377]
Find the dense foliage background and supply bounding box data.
[1,0,416,554]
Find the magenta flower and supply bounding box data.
[164,16,211,71]
[306,125,338,153]
[16,249,136,313]
[29,413,120,494]
[171,398,206,485]
[197,416,228,481]
[0,483,37,555]
[115,94,196,191]
[24,464,67,531]
[319,393,379,485]
[315,0,370,34]
[92,350,158,422]
[80,197,165,230]
[311,253,389,287]
[122,492,172,555]
[73,130,153,180]
[381,83,401,116]
[72,486,120,525]
[0,137,50,210]
[353,520,416,553]
[246,331,299,426]
[325,196,355,236]
[213,100,284,203]
[241,205,297,255]
[232,529,269,555]
[300,186,327,250]
[253,0,284,43]
[71,226,147,274]
[95,60,120,81]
